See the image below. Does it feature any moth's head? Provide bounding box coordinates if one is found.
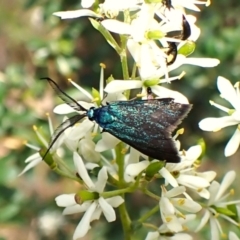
[87,107,96,121]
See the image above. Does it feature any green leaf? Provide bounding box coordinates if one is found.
[0,204,20,222]
[89,18,121,54]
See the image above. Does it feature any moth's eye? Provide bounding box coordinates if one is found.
[88,107,95,121]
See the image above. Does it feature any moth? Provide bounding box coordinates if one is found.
[42,78,192,163]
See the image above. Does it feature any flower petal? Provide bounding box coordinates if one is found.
[215,171,236,202]
[127,40,158,79]
[151,86,189,104]
[145,231,159,240]
[171,198,202,213]
[229,231,240,240]
[98,197,116,222]
[73,201,97,239]
[165,186,186,198]
[210,217,220,240]
[101,19,131,34]
[198,188,210,199]
[159,167,179,187]
[217,76,240,111]
[63,202,92,215]
[197,171,216,182]
[184,145,202,161]
[53,103,76,114]
[73,152,95,189]
[199,116,238,131]
[53,9,101,19]
[78,138,101,163]
[195,210,210,232]
[106,196,124,208]
[95,132,120,152]
[160,196,175,215]
[90,207,102,221]
[125,160,150,178]
[208,181,220,205]
[94,167,108,193]
[68,119,94,140]
[18,154,42,176]
[55,194,76,207]
[182,57,220,67]
[224,128,240,157]
[104,80,142,93]
[177,175,210,189]
[81,0,95,8]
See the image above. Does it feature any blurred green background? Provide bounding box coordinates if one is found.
[1,0,240,239]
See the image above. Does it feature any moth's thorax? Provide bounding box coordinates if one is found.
[87,106,116,126]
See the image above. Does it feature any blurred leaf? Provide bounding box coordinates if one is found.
[0,204,20,222]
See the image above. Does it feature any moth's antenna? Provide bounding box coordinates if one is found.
[41,114,87,160]
[41,77,88,112]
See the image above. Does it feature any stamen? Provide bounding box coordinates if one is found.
[173,128,184,140]
[160,71,185,84]
[33,125,48,147]
[68,78,93,100]
[46,113,54,135]
[99,63,105,99]
[209,100,230,113]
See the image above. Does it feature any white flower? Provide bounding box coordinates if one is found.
[19,114,64,175]
[169,0,211,12]
[195,171,240,240]
[53,0,141,19]
[146,232,192,240]
[53,66,125,156]
[38,211,65,236]
[101,4,189,79]
[55,152,124,239]
[199,76,240,157]
[160,186,201,232]
[146,214,195,240]
[53,9,102,19]
[81,0,95,8]
[105,77,189,104]
[159,145,216,199]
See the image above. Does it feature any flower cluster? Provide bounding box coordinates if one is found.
[199,76,240,157]
[21,0,240,240]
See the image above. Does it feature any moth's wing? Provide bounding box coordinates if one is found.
[108,98,192,135]
[100,99,192,163]
[144,98,192,136]
[103,122,181,162]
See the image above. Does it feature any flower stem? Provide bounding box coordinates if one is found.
[115,142,126,186]
[141,189,160,201]
[118,196,132,240]
[102,185,135,198]
[51,166,82,183]
[120,34,130,99]
[138,204,160,223]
